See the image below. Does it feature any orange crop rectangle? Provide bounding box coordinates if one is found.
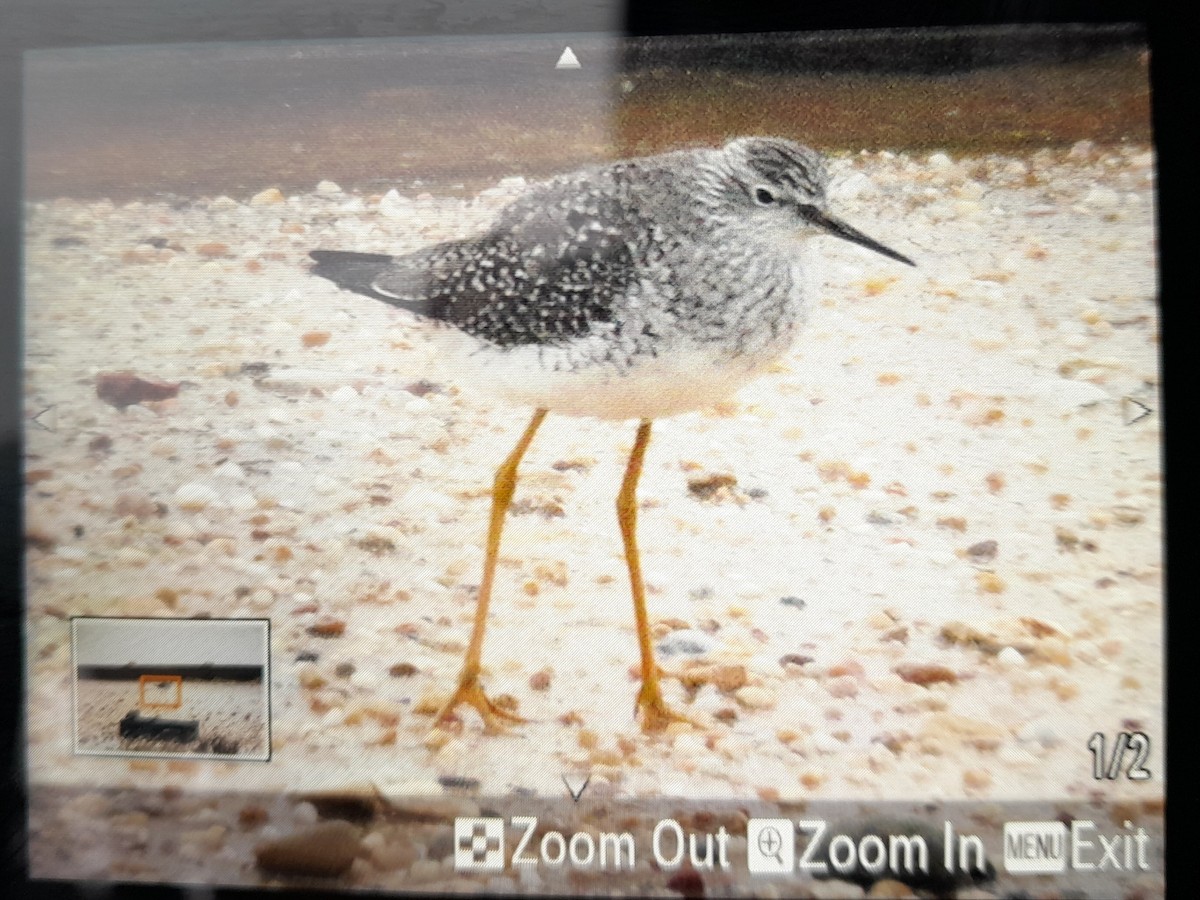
[138,674,183,709]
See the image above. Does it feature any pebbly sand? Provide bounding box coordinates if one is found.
[24,145,1163,895]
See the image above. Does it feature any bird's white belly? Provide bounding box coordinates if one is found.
[482,339,785,420]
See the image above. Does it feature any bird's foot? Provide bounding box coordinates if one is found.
[635,679,701,733]
[431,675,526,735]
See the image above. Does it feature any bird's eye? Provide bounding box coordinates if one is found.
[754,187,776,206]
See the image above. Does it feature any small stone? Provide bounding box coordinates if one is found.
[196,241,232,258]
[826,675,859,698]
[250,187,285,206]
[308,618,347,638]
[96,371,180,409]
[1082,185,1120,208]
[963,768,992,790]
[806,733,840,754]
[734,686,775,710]
[1068,139,1096,160]
[866,879,917,898]
[965,540,998,562]
[378,189,413,219]
[316,180,342,195]
[657,630,717,658]
[175,482,219,510]
[894,662,957,686]
[254,821,360,877]
[302,331,331,348]
[779,653,813,668]
[996,647,1026,668]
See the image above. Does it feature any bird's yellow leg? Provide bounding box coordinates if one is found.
[432,408,547,733]
[618,419,698,732]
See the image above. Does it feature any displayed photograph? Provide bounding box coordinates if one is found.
[71,617,271,759]
[23,23,1162,897]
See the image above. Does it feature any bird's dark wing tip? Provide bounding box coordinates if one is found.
[309,249,395,266]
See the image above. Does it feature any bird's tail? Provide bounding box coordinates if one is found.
[309,250,399,302]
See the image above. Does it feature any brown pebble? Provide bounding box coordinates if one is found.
[895,663,958,686]
[302,331,331,348]
[155,588,179,609]
[238,805,269,829]
[388,662,418,678]
[196,241,231,258]
[867,878,918,898]
[96,371,180,409]
[680,663,747,694]
[977,571,1006,593]
[334,662,355,678]
[120,247,158,265]
[88,434,114,452]
[828,659,864,678]
[26,530,55,552]
[529,669,552,691]
[937,516,968,532]
[308,618,346,638]
[356,536,395,555]
[666,866,705,898]
[25,469,54,485]
[254,821,360,877]
[225,391,239,407]
[686,472,738,500]
[296,788,381,823]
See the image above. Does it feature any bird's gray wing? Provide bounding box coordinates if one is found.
[312,173,656,348]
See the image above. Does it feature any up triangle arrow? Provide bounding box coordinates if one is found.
[555,47,581,70]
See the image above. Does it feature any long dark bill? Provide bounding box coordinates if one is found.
[803,207,915,267]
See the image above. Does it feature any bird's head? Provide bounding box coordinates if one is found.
[720,136,914,267]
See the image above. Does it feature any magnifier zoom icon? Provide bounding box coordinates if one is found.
[757,826,784,863]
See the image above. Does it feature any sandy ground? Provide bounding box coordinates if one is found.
[74,679,268,757]
[23,144,1163,895]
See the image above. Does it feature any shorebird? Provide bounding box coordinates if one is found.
[310,136,913,733]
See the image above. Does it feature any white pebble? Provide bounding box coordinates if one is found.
[214,461,244,480]
[311,476,341,496]
[250,187,285,206]
[330,385,359,403]
[1082,185,1120,208]
[175,482,219,508]
[316,180,342,195]
[810,732,842,754]
[927,151,955,170]
[379,189,413,219]
[997,646,1027,668]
